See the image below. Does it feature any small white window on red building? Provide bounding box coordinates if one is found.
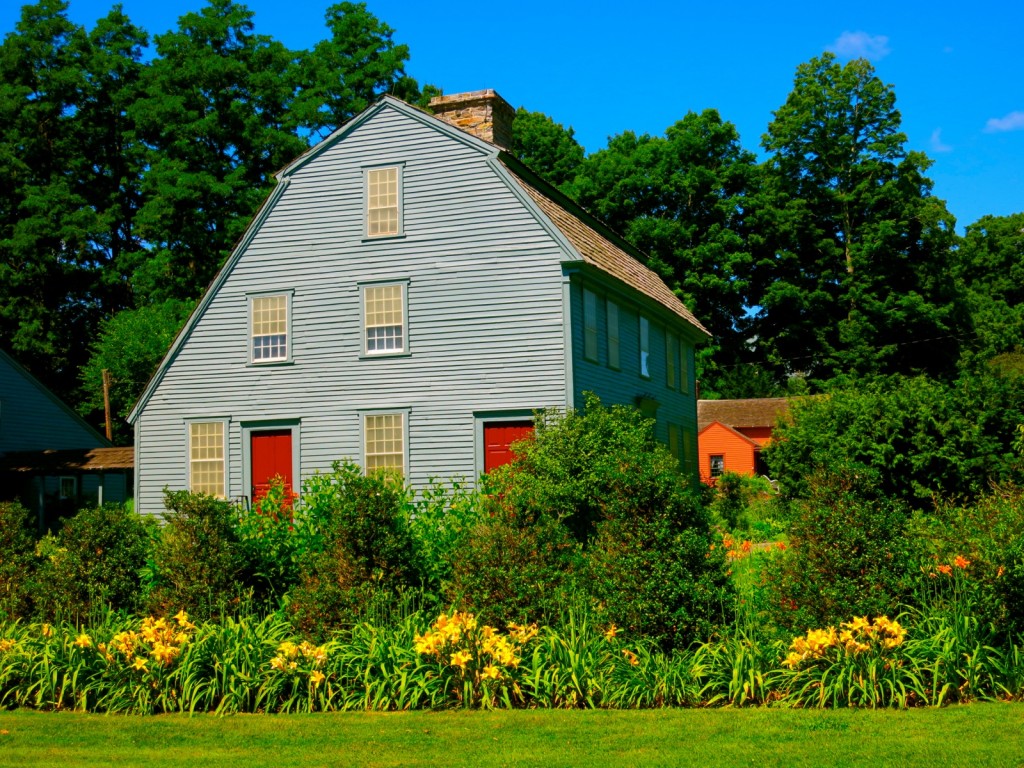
[710,454,725,478]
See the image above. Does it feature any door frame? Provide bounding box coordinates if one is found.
[473,409,536,478]
[241,419,301,507]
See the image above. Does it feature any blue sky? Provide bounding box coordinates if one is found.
[4,0,1022,230]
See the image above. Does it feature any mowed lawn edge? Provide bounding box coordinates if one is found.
[1,705,1023,768]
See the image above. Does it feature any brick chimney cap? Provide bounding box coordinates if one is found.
[429,89,514,112]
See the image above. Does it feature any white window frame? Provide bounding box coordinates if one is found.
[248,290,293,365]
[583,288,599,363]
[607,300,620,370]
[364,164,404,239]
[639,315,651,379]
[360,280,409,357]
[360,409,409,478]
[187,419,229,498]
[666,331,678,390]
[710,453,725,479]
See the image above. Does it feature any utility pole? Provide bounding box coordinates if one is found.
[102,369,113,441]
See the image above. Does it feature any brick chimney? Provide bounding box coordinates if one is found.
[428,89,515,150]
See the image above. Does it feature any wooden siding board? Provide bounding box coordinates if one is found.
[135,103,569,514]
[0,352,106,454]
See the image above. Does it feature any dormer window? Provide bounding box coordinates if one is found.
[366,166,401,237]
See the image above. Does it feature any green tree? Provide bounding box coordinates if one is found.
[954,212,1024,364]
[509,107,585,191]
[290,1,433,142]
[753,54,965,384]
[129,0,306,304]
[78,299,195,443]
[568,111,761,393]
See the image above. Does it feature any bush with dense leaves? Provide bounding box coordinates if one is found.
[147,490,250,620]
[765,371,1024,509]
[451,394,733,647]
[764,468,920,630]
[287,462,423,637]
[0,502,36,619]
[32,504,153,621]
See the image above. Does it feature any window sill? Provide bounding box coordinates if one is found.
[362,233,406,244]
[358,351,412,361]
[246,360,295,368]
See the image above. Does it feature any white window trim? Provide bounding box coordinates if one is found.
[359,408,410,478]
[639,315,651,379]
[185,418,230,498]
[582,287,599,363]
[359,279,411,358]
[247,289,293,365]
[363,163,405,240]
[607,299,620,370]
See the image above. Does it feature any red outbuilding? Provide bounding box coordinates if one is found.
[697,398,791,483]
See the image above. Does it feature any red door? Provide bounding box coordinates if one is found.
[251,429,293,503]
[484,422,534,473]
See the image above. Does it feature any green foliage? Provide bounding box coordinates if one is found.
[147,490,249,620]
[0,502,37,620]
[765,469,919,630]
[753,53,965,383]
[459,395,732,647]
[287,462,422,637]
[31,504,153,622]
[707,472,777,532]
[766,372,1024,509]
[568,111,759,390]
[404,478,485,591]
[78,300,194,441]
[509,108,585,191]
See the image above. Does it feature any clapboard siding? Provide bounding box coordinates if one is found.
[0,352,106,454]
[134,102,569,514]
[569,275,700,483]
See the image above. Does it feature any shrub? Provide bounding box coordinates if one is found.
[461,394,732,647]
[405,478,485,592]
[0,502,36,620]
[32,504,153,621]
[147,490,250,620]
[766,371,1024,509]
[765,468,920,631]
[445,500,581,627]
[287,462,423,637]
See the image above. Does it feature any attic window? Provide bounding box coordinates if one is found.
[366,166,401,237]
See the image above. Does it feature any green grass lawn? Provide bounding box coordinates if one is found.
[1,706,1023,767]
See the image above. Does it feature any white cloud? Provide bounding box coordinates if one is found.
[984,111,1024,133]
[930,129,952,153]
[828,31,891,61]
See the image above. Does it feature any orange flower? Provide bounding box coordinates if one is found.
[953,555,970,570]
[775,541,787,551]
[937,564,953,576]
[741,540,753,553]
[997,566,1005,578]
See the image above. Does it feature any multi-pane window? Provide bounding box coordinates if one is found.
[710,454,725,479]
[364,413,404,476]
[59,476,77,500]
[190,421,225,497]
[583,288,599,362]
[607,300,620,369]
[639,316,650,378]
[667,331,678,389]
[363,284,405,354]
[367,167,399,237]
[251,295,288,362]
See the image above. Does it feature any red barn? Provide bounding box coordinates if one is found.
[697,398,791,483]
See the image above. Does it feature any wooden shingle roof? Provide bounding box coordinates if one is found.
[505,171,708,335]
[0,446,134,473]
[697,398,791,432]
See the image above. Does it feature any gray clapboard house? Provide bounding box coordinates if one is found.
[128,90,709,515]
[0,348,131,524]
